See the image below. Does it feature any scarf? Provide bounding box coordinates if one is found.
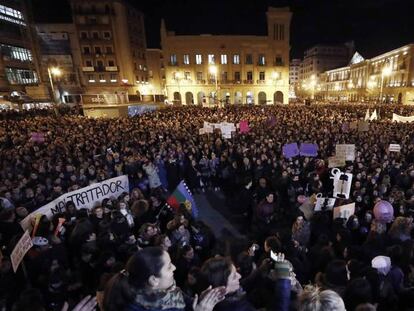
[134,283,186,310]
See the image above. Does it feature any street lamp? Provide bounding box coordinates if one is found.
[309,74,317,100]
[47,66,62,115]
[209,65,218,106]
[379,65,392,104]
[174,72,182,104]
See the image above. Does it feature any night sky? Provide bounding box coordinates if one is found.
[32,0,412,59]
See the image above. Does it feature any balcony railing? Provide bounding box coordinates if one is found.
[105,66,118,71]
[243,80,254,84]
[257,80,266,84]
[168,62,179,66]
[82,66,95,72]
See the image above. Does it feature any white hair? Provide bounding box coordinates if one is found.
[299,286,346,311]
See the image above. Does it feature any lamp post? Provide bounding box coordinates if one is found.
[209,65,218,106]
[47,66,62,115]
[174,72,182,105]
[379,66,392,104]
[309,74,316,100]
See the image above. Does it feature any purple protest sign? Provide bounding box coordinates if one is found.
[239,120,250,133]
[282,143,299,158]
[299,143,318,157]
[30,132,45,143]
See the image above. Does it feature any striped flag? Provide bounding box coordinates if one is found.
[167,180,199,218]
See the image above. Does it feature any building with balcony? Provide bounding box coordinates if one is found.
[315,44,414,104]
[159,7,292,105]
[145,48,165,102]
[0,0,43,104]
[70,0,148,106]
[35,23,83,103]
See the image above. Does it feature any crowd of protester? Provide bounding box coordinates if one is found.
[1,104,414,311]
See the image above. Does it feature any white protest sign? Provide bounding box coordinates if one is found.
[21,175,129,230]
[333,203,355,220]
[369,109,378,121]
[392,113,414,123]
[199,128,205,135]
[314,193,336,211]
[331,168,353,199]
[364,109,370,121]
[389,144,401,152]
[11,231,33,272]
[336,144,355,162]
[328,156,346,168]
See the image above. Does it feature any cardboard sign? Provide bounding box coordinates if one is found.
[336,144,355,162]
[358,121,369,132]
[350,121,358,130]
[282,143,300,158]
[21,175,129,230]
[11,231,33,272]
[199,128,205,135]
[328,156,346,168]
[331,168,353,199]
[389,144,401,152]
[299,143,318,157]
[333,203,355,220]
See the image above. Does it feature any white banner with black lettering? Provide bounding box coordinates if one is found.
[21,175,129,230]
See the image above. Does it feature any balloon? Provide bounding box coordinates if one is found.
[297,195,307,204]
[373,200,394,223]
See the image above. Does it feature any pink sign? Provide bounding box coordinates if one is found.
[30,132,45,143]
[239,120,250,133]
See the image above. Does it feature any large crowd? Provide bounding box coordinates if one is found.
[1,104,414,311]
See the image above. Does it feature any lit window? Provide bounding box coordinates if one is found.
[233,54,240,64]
[170,54,177,65]
[208,54,215,65]
[5,68,38,85]
[258,54,266,65]
[196,54,202,65]
[183,54,190,65]
[0,44,32,62]
[221,54,227,65]
[0,4,26,25]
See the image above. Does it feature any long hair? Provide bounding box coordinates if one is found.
[103,247,165,311]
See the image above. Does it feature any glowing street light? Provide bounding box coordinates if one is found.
[379,65,392,103]
[47,66,62,115]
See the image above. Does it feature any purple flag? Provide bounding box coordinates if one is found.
[282,143,299,158]
[30,132,45,143]
[299,143,318,157]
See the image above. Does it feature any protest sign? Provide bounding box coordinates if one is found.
[369,109,378,121]
[328,156,346,168]
[314,193,336,212]
[331,168,353,199]
[364,109,370,121]
[336,144,355,162]
[392,113,414,123]
[239,120,250,133]
[333,203,355,220]
[299,143,318,157]
[282,143,299,158]
[350,121,358,130]
[21,175,129,230]
[199,128,205,135]
[11,231,33,272]
[30,132,45,143]
[358,121,369,132]
[389,144,401,152]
